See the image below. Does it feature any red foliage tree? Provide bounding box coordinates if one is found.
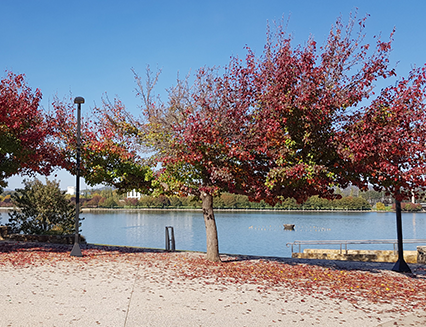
[128,67,264,261]
[341,66,426,272]
[230,15,395,204]
[0,72,59,191]
[95,15,397,262]
[341,66,426,200]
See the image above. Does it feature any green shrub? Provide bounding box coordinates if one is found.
[7,179,78,235]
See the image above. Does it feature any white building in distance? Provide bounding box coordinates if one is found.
[66,186,76,195]
[127,189,141,199]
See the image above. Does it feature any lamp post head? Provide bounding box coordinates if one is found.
[74,96,85,104]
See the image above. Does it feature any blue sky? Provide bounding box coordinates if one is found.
[3,0,426,190]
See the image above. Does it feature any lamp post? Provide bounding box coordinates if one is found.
[70,96,84,257]
[392,200,412,273]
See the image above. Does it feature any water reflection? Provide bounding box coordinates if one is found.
[413,213,417,239]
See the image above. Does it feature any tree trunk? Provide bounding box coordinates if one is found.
[200,192,221,262]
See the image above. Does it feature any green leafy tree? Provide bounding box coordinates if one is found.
[7,179,78,235]
[168,196,182,207]
[98,197,118,208]
[303,196,330,210]
[334,196,371,210]
[152,195,170,208]
[235,194,250,208]
[138,195,154,208]
[221,193,237,208]
[276,197,299,210]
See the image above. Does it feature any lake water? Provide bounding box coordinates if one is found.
[80,210,426,258]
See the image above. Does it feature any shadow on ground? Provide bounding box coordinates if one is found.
[1,240,425,278]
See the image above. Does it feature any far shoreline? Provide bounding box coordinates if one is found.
[1,207,425,214]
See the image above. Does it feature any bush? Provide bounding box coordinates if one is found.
[391,202,423,212]
[402,202,422,212]
[7,179,79,235]
[375,202,386,211]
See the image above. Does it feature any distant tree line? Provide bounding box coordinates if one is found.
[79,190,374,210]
[2,187,424,212]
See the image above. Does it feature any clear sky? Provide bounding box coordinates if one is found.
[3,0,426,190]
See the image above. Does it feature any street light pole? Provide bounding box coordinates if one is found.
[70,96,85,257]
[392,200,412,273]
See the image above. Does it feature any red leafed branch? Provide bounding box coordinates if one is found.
[340,66,426,201]
[225,14,395,203]
[0,72,60,190]
[49,96,153,192]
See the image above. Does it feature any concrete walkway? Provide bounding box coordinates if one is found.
[1,244,426,326]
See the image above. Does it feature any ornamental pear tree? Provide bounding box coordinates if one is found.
[98,15,397,262]
[231,15,395,204]
[129,67,266,261]
[50,96,153,193]
[342,66,426,200]
[0,72,60,191]
[341,66,426,272]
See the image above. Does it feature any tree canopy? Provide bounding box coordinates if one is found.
[50,97,154,193]
[231,15,395,203]
[341,65,426,201]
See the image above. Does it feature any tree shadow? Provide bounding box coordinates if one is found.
[220,253,426,278]
[0,240,165,255]
[1,241,424,279]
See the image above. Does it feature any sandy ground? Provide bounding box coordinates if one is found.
[1,242,426,326]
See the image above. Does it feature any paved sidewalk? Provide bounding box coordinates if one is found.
[1,243,425,326]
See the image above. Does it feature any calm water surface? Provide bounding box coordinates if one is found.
[80,210,426,258]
